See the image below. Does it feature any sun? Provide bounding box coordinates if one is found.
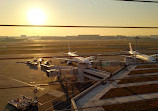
[27,8,46,25]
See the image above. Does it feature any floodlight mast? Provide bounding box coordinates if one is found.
[135,36,139,63]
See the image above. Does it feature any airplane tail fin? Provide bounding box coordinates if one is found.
[129,42,133,51]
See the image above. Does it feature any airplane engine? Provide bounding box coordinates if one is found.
[67,61,72,65]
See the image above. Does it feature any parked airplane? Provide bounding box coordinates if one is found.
[56,43,94,66]
[129,43,157,62]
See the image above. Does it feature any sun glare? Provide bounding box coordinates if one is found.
[27,8,46,25]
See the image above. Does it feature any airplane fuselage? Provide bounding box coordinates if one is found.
[129,51,156,62]
[68,52,91,64]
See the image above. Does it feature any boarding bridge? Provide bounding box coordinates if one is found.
[83,68,111,81]
[46,66,76,77]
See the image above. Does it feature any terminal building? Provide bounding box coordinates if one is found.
[71,63,158,111]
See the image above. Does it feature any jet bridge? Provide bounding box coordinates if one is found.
[83,68,111,81]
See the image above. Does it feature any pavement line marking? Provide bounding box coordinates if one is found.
[38,102,43,106]
[0,74,45,90]
[0,74,33,87]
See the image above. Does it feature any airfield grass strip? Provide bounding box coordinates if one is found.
[103,99,158,111]
[101,84,158,99]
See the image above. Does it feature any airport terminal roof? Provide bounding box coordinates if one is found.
[71,63,158,111]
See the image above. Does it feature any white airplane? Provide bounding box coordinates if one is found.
[56,43,94,66]
[129,43,157,62]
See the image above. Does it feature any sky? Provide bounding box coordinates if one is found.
[0,0,158,36]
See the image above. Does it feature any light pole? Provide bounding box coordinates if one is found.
[135,36,139,63]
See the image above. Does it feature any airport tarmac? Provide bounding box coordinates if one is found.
[0,39,158,110]
[0,59,58,111]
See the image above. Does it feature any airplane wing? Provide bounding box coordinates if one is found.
[120,55,137,60]
[55,58,70,61]
[55,58,77,62]
[58,52,68,55]
[85,56,95,61]
[150,54,158,57]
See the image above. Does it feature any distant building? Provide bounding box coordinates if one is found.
[115,35,127,39]
[101,36,115,39]
[40,36,65,40]
[21,35,26,38]
[78,35,100,39]
[66,36,76,39]
[66,35,101,40]
[150,35,158,39]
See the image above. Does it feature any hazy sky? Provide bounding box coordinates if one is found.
[0,0,158,36]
